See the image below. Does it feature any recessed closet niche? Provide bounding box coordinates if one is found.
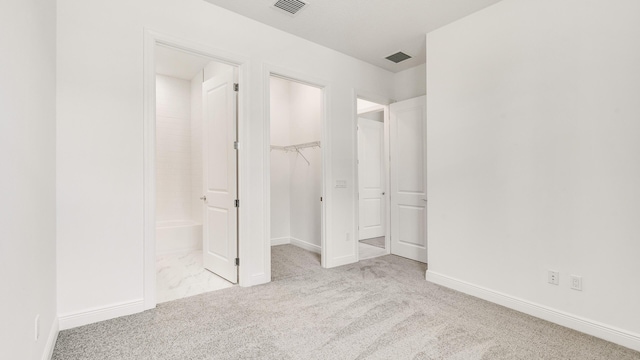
[270,76,323,257]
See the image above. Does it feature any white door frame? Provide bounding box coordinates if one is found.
[263,65,331,272]
[353,91,391,261]
[142,29,250,310]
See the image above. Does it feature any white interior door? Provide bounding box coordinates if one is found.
[202,69,238,283]
[390,96,427,263]
[358,117,385,240]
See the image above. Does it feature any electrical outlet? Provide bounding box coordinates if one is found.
[35,314,40,341]
[570,275,582,291]
[548,270,559,285]
[346,233,351,242]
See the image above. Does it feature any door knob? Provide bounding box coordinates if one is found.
[200,196,207,201]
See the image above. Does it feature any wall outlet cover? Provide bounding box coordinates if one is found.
[570,275,583,291]
[548,270,559,285]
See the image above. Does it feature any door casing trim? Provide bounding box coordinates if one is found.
[143,29,250,310]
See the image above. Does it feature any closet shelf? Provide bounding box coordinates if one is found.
[270,141,321,152]
[270,141,321,166]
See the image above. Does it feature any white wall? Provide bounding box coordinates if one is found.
[289,82,323,248]
[393,64,426,102]
[56,0,393,326]
[190,71,204,224]
[426,0,640,350]
[156,75,193,223]
[270,77,292,242]
[359,111,384,123]
[0,0,58,358]
[203,61,233,82]
[356,99,381,112]
[270,79,323,250]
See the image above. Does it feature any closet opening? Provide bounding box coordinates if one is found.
[356,98,391,260]
[268,75,325,280]
[153,44,239,303]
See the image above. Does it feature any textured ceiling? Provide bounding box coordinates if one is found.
[203,0,503,73]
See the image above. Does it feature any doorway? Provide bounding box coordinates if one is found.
[356,98,390,260]
[268,74,326,280]
[153,44,238,303]
[356,95,428,264]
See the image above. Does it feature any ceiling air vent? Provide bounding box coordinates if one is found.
[273,0,307,16]
[385,52,412,64]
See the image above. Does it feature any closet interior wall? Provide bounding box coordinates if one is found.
[270,77,323,252]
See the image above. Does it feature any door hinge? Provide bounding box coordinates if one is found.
[233,141,239,150]
[234,83,239,92]
[235,258,239,266]
[234,199,239,208]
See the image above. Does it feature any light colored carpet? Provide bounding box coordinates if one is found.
[52,245,640,359]
[360,236,385,249]
[271,244,321,281]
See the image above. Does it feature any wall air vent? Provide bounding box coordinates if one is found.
[273,0,307,16]
[385,52,412,64]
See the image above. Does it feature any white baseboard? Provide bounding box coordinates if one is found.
[58,299,145,330]
[42,317,59,360]
[426,270,640,352]
[247,272,270,287]
[290,237,321,254]
[271,237,291,246]
[327,253,358,268]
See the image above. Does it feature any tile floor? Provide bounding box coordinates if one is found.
[156,250,234,303]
